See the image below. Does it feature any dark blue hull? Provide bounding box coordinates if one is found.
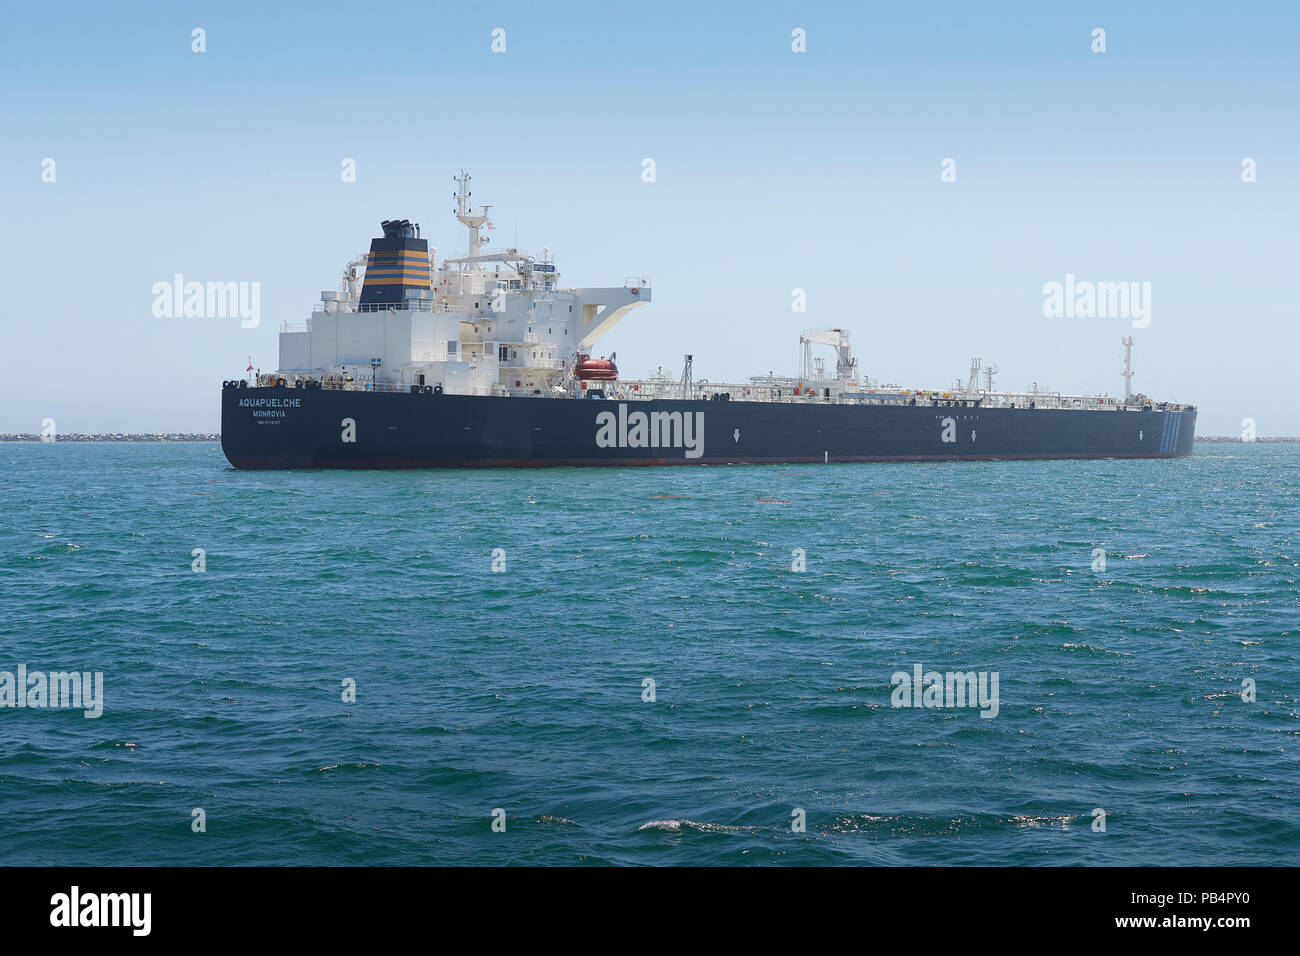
[220,386,1197,469]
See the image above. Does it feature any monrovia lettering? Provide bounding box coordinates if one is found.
[595,404,704,459]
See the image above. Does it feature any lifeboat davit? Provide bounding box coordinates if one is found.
[574,354,618,381]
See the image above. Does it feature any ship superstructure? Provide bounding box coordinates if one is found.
[274,172,649,398]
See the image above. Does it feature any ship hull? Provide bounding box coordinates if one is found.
[221,387,1197,469]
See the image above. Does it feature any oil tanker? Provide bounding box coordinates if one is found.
[221,173,1196,469]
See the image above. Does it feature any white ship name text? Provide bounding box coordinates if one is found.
[237,397,301,408]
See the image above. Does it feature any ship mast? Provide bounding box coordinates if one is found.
[1121,336,1134,401]
[453,171,492,260]
[966,357,981,399]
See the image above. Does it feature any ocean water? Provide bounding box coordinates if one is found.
[0,442,1296,866]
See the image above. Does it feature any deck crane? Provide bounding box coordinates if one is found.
[800,328,859,385]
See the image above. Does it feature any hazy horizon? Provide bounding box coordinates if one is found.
[3,1,1296,435]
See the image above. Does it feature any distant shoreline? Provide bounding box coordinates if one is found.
[0,434,220,442]
[1,434,1297,443]
[1197,436,1299,443]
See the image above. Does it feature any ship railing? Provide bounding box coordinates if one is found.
[294,375,1194,411]
[605,381,1191,412]
[972,392,1144,411]
[318,300,460,315]
[355,300,437,313]
[624,277,651,288]
[280,321,310,333]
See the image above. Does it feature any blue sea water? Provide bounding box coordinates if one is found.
[0,442,1296,866]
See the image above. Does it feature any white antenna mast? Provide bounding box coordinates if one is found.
[1121,336,1134,402]
[967,357,981,398]
[453,171,492,260]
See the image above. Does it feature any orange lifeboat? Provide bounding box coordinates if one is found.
[574,354,618,381]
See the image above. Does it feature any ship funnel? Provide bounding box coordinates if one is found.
[380,219,418,239]
[361,219,430,308]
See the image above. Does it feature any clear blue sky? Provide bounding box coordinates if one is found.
[2,1,1296,434]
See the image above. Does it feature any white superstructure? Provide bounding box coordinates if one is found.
[275,172,649,396]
